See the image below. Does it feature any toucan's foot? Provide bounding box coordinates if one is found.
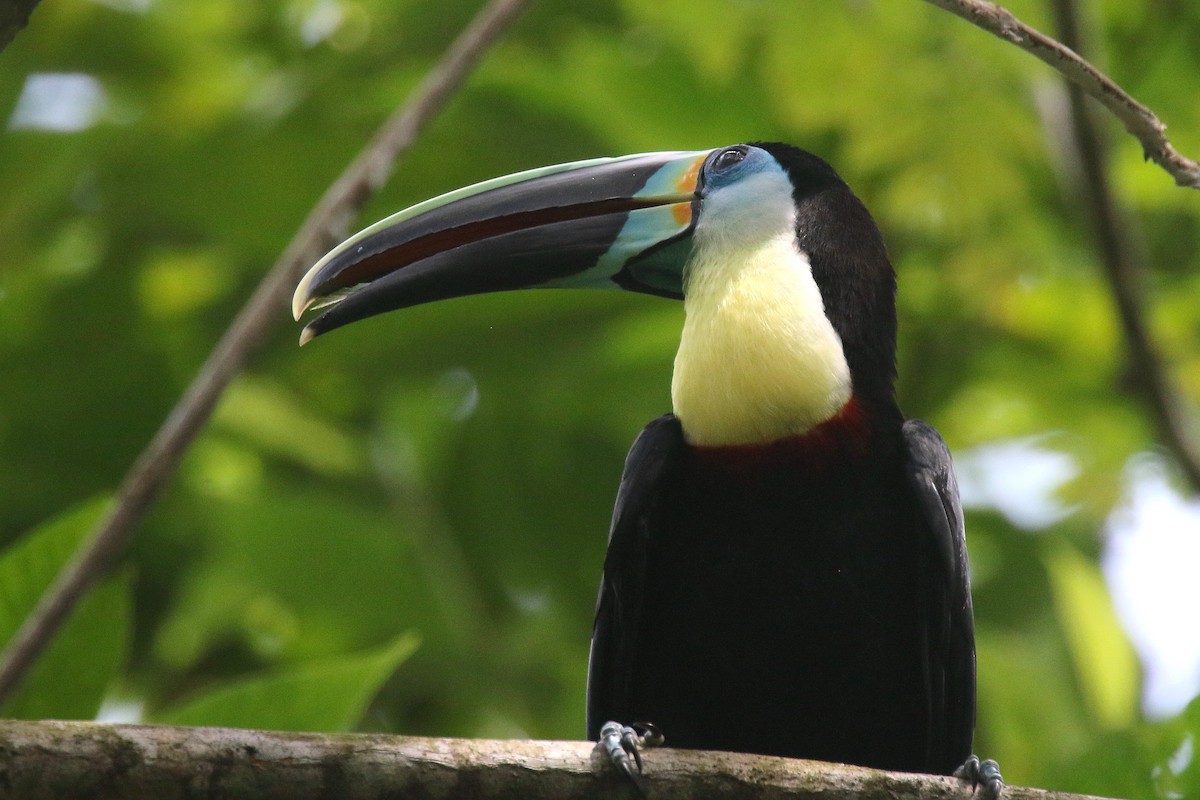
[598,721,663,792]
[954,754,1003,800]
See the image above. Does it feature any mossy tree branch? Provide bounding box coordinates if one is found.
[0,721,1117,800]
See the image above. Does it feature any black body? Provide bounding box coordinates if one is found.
[586,415,974,774]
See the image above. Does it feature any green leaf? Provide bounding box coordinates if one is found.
[212,378,366,477]
[1152,696,1200,800]
[159,631,420,732]
[1045,542,1140,729]
[0,497,131,720]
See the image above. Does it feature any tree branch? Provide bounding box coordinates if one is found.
[1060,6,1200,489]
[1041,0,1200,491]
[927,0,1200,487]
[923,0,1200,189]
[0,0,530,708]
[0,720,1116,800]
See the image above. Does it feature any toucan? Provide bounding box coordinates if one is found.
[293,142,1001,797]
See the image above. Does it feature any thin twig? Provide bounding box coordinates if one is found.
[1044,0,1200,491]
[0,0,530,708]
[923,0,1200,189]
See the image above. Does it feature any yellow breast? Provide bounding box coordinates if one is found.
[670,233,852,447]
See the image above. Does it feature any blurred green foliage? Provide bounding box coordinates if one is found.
[1,0,1199,797]
[0,497,128,720]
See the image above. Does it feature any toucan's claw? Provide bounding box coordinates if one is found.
[954,754,1003,800]
[598,721,663,793]
[637,722,665,748]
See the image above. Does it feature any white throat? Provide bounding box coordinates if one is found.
[670,174,852,447]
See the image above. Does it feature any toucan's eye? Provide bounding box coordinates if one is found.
[711,147,747,173]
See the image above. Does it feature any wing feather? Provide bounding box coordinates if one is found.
[902,419,976,772]
[586,415,685,739]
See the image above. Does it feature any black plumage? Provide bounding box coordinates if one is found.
[587,414,974,774]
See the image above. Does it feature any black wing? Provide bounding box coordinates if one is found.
[902,419,976,773]
[585,414,685,740]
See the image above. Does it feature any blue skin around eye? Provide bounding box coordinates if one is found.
[700,146,781,194]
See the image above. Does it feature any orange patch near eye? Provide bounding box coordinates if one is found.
[669,154,706,226]
[671,201,693,226]
[675,154,705,193]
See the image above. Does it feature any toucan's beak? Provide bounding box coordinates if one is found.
[292,150,712,343]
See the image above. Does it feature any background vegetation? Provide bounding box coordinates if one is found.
[2,1,1198,798]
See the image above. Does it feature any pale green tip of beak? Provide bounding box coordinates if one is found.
[292,278,314,321]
